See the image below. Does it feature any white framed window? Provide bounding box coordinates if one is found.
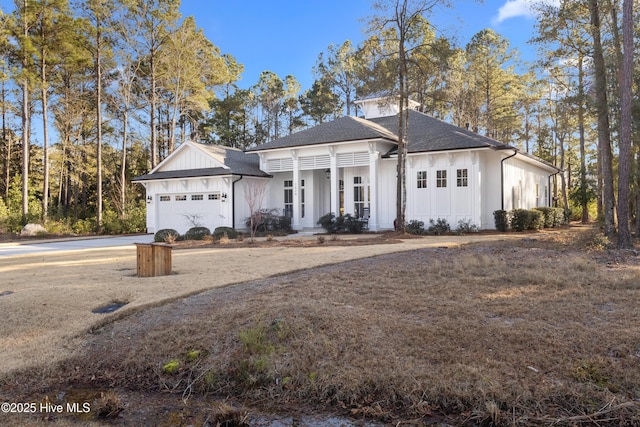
[159,195,170,202]
[436,170,447,188]
[456,169,468,187]
[417,171,427,188]
[175,195,187,201]
[191,194,203,201]
[284,180,293,218]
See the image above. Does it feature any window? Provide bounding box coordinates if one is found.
[191,194,203,201]
[536,183,540,198]
[208,193,220,200]
[354,176,367,218]
[175,195,187,201]
[159,196,170,202]
[284,180,293,218]
[436,170,447,188]
[417,171,427,188]
[456,169,468,187]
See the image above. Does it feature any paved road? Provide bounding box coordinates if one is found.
[0,234,154,257]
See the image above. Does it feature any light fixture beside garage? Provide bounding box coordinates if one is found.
[146,195,153,203]
[221,193,228,202]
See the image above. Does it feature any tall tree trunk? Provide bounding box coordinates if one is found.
[589,0,616,239]
[21,0,31,225]
[120,111,128,217]
[41,57,49,223]
[95,23,103,232]
[616,0,633,248]
[577,56,589,223]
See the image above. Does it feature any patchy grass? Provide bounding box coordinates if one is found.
[2,227,639,425]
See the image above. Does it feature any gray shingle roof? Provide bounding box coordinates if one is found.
[249,109,514,154]
[133,145,269,182]
[369,110,514,153]
[247,115,398,151]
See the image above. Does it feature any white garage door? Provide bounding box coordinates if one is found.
[156,192,222,234]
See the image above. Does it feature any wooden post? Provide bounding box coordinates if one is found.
[136,243,172,277]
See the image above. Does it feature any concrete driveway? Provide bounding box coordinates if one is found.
[0,234,154,257]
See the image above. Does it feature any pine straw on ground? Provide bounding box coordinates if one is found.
[3,229,640,426]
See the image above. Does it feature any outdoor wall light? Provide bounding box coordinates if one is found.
[146,195,152,203]
[221,193,228,201]
[325,169,331,179]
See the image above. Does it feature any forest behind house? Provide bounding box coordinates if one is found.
[0,0,637,247]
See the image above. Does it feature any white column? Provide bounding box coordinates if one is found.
[291,149,301,230]
[329,147,338,216]
[368,142,379,231]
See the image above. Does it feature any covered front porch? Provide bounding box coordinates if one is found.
[269,163,379,231]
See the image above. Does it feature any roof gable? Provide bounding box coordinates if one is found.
[154,141,228,173]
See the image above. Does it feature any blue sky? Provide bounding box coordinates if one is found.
[180,0,548,91]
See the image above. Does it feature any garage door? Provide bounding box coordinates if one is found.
[156,192,222,234]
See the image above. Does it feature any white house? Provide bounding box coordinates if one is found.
[134,96,560,234]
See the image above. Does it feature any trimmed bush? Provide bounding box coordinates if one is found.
[154,229,180,243]
[184,226,211,240]
[534,207,554,228]
[406,220,426,235]
[493,210,509,232]
[317,213,364,234]
[510,209,530,232]
[213,226,238,239]
[528,210,543,230]
[428,218,450,235]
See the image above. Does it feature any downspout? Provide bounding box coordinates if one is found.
[548,171,560,207]
[500,149,518,211]
[231,175,243,229]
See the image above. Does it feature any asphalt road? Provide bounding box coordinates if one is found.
[0,234,154,257]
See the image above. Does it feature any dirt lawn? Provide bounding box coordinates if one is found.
[0,233,518,376]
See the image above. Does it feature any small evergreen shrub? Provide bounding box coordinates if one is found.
[428,218,450,235]
[494,210,509,232]
[213,226,238,239]
[456,219,479,234]
[528,209,543,230]
[510,209,530,232]
[406,219,426,235]
[184,226,211,240]
[245,209,292,233]
[154,229,180,243]
[534,207,554,228]
[317,213,363,234]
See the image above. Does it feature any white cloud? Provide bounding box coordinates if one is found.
[493,0,561,24]
[494,0,535,23]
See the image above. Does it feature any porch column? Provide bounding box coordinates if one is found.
[291,149,301,230]
[329,147,339,216]
[368,143,379,231]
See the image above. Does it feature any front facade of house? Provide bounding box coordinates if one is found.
[135,97,559,234]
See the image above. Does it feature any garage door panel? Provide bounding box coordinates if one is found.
[157,193,221,234]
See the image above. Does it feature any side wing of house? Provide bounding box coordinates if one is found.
[501,153,557,213]
[404,150,482,229]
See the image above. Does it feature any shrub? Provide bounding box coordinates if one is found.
[406,220,426,235]
[456,219,479,234]
[154,229,180,243]
[317,212,364,234]
[214,226,238,239]
[245,209,292,234]
[428,218,450,235]
[528,209,543,230]
[184,226,211,240]
[493,210,509,232]
[534,207,554,228]
[510,209,530,232]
